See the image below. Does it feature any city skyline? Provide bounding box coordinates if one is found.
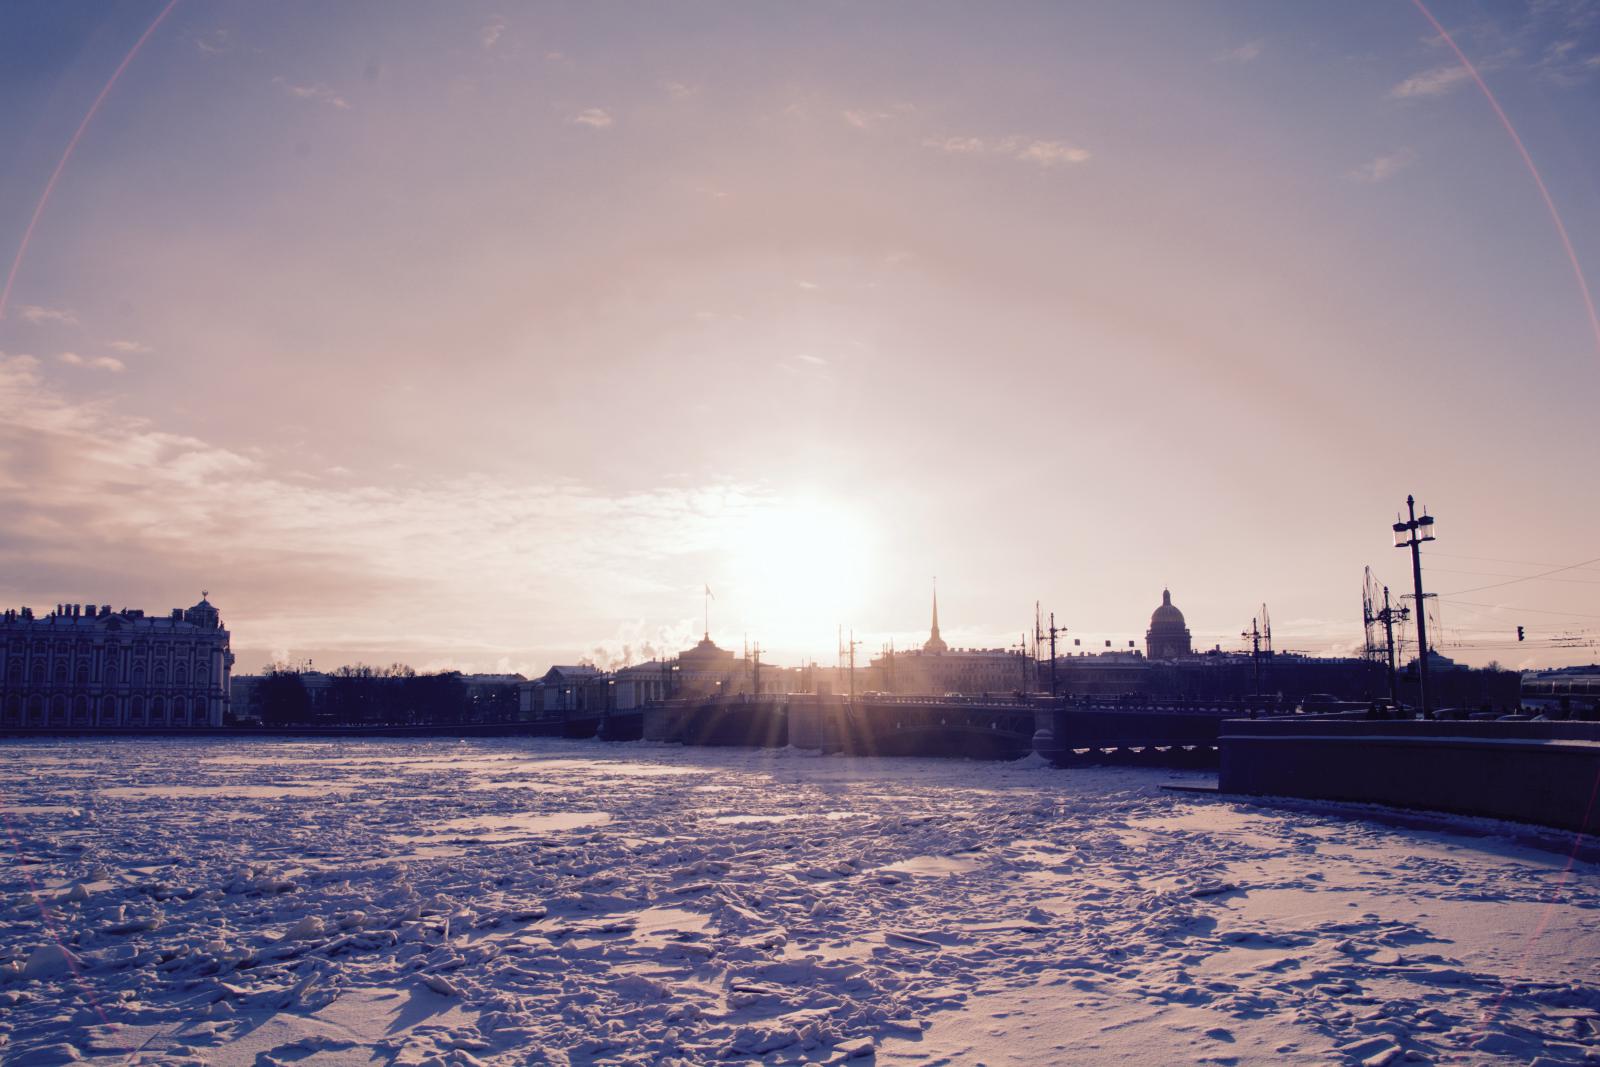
[2,2,1599,674]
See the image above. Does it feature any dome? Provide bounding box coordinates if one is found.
[1150,588,1185,628]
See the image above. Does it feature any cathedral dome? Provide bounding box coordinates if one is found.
[1145,588,1192,660]
[1150,588,1185,628]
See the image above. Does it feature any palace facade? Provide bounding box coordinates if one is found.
[0,596,234,728]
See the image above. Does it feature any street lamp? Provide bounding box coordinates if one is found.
[1393,494,1437,718]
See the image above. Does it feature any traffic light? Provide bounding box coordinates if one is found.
[1517,626,1525,641]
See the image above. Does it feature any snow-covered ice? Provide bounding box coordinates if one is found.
[1,737,1597,1065]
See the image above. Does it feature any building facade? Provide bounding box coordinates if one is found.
[0,596,234,728]
[1145,589,1193,660]
[868,588,1032,696]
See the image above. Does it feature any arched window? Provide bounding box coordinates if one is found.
[197,666,209,686]
[151,696,166,725]
[100,695,117,725]
[154,665,167,685]
[53,662,67,685]
[172,696,187,724]
[175,665,187,686]
[75,665,89,686]
[31,659,44,682]
[106,662,118,684]
[72,695,89,722]
[27,694,45,724]
[49,694,67,724]
[129,695,145,724]
[133,666,146,687]
[3,693,20,723]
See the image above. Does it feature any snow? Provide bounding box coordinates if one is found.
[0,737,1597,1065]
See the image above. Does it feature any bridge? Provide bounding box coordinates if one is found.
[633,694,1299,764]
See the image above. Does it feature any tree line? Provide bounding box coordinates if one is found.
[250,664,520,726]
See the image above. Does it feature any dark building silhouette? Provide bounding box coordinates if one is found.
[1,595,233,728]
[1145,589,1192,660]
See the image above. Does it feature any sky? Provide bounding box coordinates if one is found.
[1,0,1598,675]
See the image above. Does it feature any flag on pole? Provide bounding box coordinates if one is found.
[705,584,715,600]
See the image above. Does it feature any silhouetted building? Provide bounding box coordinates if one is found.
[869,590,1031,695]
[1145,589,1193,660]
[1,596,234,728]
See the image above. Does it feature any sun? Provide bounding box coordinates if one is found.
[722,496,877,654]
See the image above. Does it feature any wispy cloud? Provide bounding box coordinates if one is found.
[194,28,231,56]
[570,107,613,129]
[1539,35,1600,84]
[481,17,506,50]
[1217,40,1265,64]
[273,77,351,110]
[57,352,125,372]
[1390,63,1473,98]
[0,354,769,667]
[1350,148,1418,183]
[17,304,78,326]
[663,81,697,100]
[922,135,1090,167]
[108,339,153,354]
[843,108,893,129]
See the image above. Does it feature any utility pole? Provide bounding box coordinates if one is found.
[1392,495,1438,718]
[751,643,761,698]
[1011,633,1031,692]
[1242,617,1263,697]
[1376,586,1408,704]
[839,629,860,703]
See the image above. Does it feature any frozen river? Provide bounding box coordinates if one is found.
[1,738,1597,1065]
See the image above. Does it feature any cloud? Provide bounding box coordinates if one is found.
[56,351,126,372]
[1012,140,1093,166]
[1391,63,1473,98]
[17,305,78,326]
[1350,148,1418,183]
[843,108,892,129]
[1217,40,1265,63]
[195,28,231,55]
[570,107,613,129]
[481,17,506,49]
[922,135,1090,167]
[0,355,773,669]
[922,136,986,155]
[663,81,697,100]
[273,77,351,110]
[1538,36,1600,84]
[108,339,152,354]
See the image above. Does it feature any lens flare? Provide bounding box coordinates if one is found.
[0,0,181,321]
[1410,0,1600,359]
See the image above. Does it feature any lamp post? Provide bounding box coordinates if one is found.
[1393,495,1437,718]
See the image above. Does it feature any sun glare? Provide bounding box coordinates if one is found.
[723,497,876,653]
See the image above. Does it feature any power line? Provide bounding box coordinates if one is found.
[1439,597,1600,621]
[1428,566,1600,586]
[1431,551,1600,573]
[1439,555,1600,596]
